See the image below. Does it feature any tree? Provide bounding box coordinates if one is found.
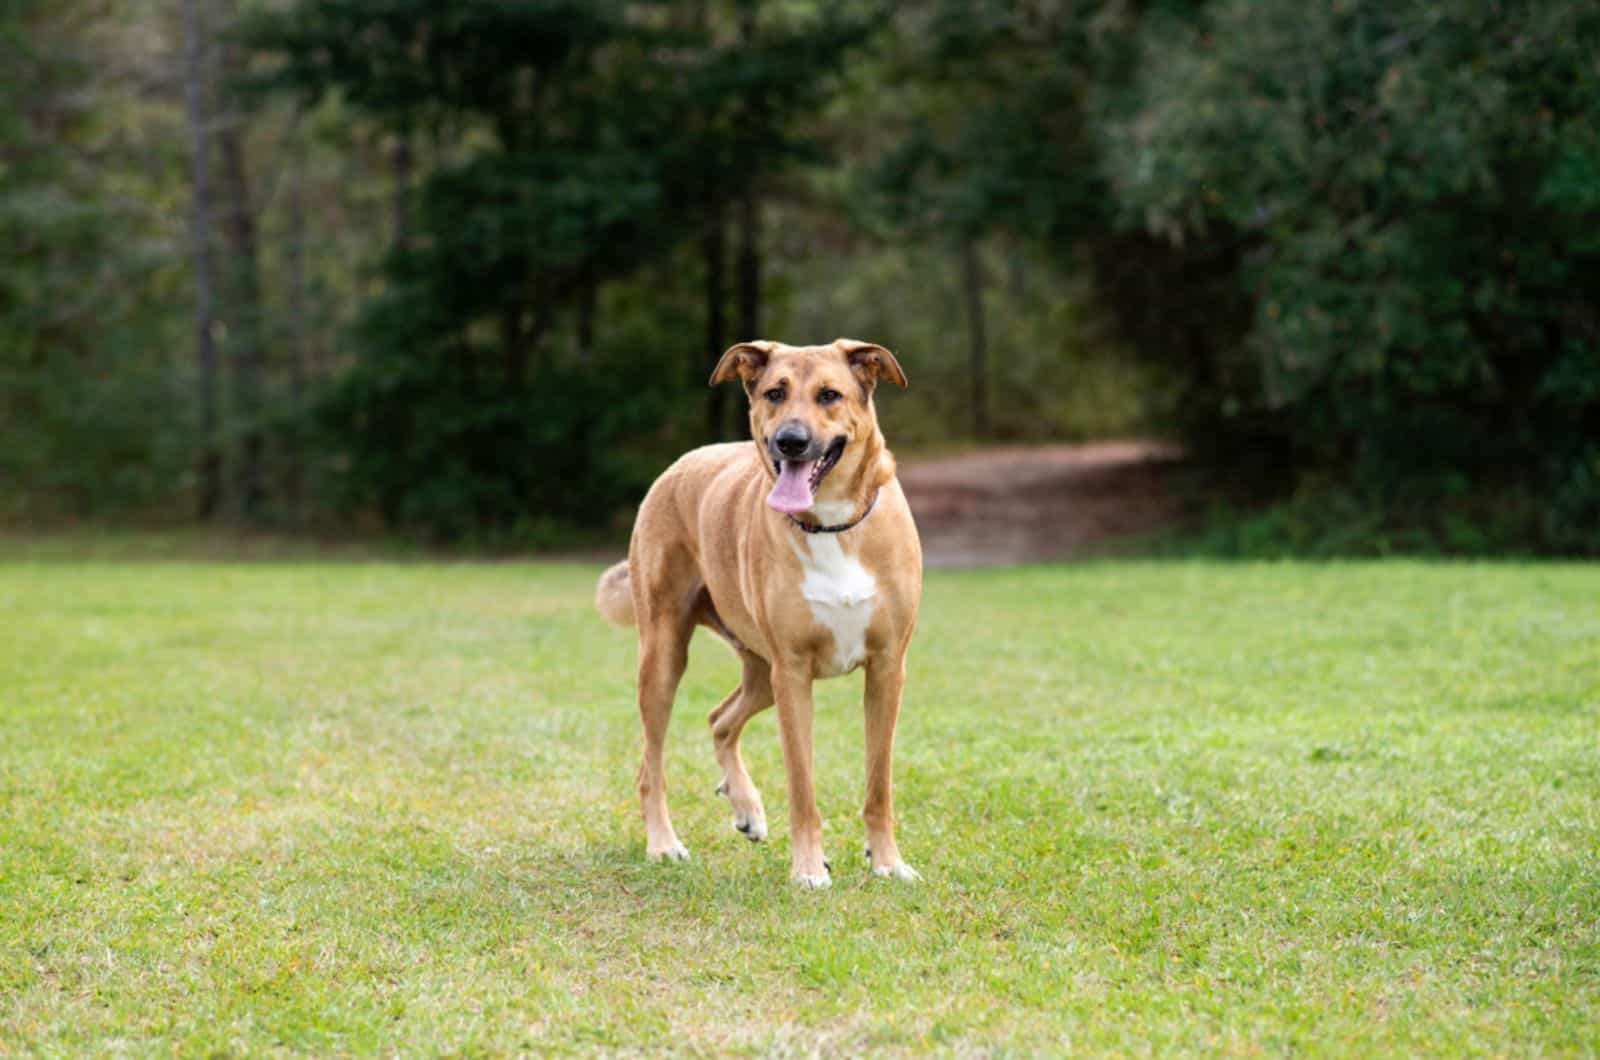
[0,0,193,518]
[214,1,268,518]
[181,0,223,517]
[855,0,1129,438]
[245,0,872,536]
[1106,0,1600,547]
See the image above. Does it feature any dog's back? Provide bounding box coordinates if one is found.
[594,442,757,628]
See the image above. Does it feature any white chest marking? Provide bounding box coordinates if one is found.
[810,500,856,525]
[792,533,877,676]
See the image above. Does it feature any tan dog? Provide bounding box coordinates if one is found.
[595,338,921,888]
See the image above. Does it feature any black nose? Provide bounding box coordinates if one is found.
[773,423,811,458]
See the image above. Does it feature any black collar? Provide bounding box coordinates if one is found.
[787,490,880,534]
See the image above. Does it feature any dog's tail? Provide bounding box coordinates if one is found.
[595,560,636,627]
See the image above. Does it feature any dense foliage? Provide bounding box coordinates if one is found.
[4,0,1597,550]
[245,0,872,539]
[1,3,192,518]
[1105,0,1600,550]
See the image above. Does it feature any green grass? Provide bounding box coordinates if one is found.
[2,555,1597,1055]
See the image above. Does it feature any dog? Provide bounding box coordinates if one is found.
[595,338,922,888]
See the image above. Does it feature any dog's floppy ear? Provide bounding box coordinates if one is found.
[837,338,908,390]
[709,341,774,386]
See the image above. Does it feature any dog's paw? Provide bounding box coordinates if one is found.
[733,810,768,842]
[793,871,832,890]
[872,862,921,883]
[646,839,690,863]
[716,775,768,842]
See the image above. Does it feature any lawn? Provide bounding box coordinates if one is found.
[2,553,1597,1054]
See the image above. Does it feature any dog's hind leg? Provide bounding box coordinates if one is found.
[709,652,774,842]
[632,555,699,862]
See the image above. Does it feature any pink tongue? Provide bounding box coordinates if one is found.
[767,460,816,514]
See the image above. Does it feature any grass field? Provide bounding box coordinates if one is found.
[2,553,1598,1054]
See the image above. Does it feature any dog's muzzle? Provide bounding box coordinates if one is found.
[770,421,815,462]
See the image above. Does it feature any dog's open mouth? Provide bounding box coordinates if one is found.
[767,436,846,515]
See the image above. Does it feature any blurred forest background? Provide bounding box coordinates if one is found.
[4,0,1597,553]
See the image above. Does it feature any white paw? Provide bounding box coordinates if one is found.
[647,840,690,862]
[872,862,921,882]
[793,871,832,890]
[733,811,768,842]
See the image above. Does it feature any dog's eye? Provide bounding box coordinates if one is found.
[763,387,786,403]
[817,388,842,406]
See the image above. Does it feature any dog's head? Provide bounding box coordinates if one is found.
[709,338,908,516]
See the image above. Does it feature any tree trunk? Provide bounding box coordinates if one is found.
[703,200,728,442]
[1009,248,1027,299]
[216,27,266,518]
[502,306,527,388]
[391,133,412,253]
[961,237,989,438]
[729,0,762,441]
[181,0,222,518]
[530,299,554,374]
[734,189,759,437]
[575,275,597,360]
[736,0,762,348]
[283,134,309,519]
[503,295,554,387]
[735,186,759,338]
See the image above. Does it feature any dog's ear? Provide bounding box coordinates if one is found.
[837,339,908,390]
[709,341,774,386]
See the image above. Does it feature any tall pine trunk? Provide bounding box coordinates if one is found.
[216,25,265,517]
[283,134,309,519]
[575,273,597,360]
[736,185,759,348]
[961,237,989,438]
[703,200,728,442]
[693,0,730,442]
[390,133,412,252]
[181,0,221,518]
[502,307,527,387]
[736,0,762,352]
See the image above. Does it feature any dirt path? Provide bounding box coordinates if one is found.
[897,440,1184,567]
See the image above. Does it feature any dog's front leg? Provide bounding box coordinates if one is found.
[772,660,829,888]
[863,654,918,881]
